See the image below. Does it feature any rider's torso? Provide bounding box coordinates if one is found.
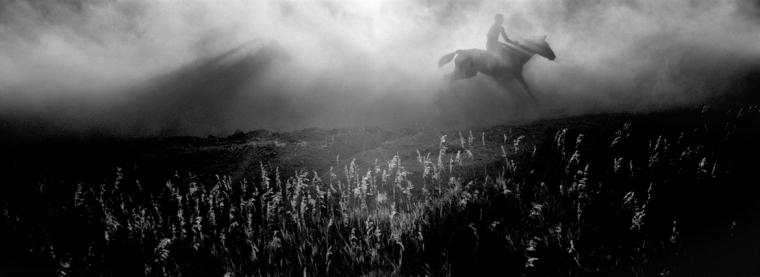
[486,25,503,50]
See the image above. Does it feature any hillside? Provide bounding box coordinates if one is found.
[2,104,760,276]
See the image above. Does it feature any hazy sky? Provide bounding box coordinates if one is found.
[1,0,759,136]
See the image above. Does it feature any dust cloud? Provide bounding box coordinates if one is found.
[1,0,759,137]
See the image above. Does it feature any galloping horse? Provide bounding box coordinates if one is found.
[438,36,556,99]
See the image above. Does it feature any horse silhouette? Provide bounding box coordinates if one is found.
[438,36,556,99]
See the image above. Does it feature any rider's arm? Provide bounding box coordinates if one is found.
[500,28,512,44]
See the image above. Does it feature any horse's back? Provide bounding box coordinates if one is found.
[459,49,487,60]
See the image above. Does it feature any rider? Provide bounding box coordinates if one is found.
[486,14,514,59]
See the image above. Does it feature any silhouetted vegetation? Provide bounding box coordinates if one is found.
[2,105,760,276]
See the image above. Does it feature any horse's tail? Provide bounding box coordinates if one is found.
[438,50,461,67]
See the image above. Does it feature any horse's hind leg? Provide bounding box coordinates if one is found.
[447,67,476,80]
[447,56,477,80]
[462,69,477,79]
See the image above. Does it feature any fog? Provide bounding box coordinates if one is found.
[1,0,759,137]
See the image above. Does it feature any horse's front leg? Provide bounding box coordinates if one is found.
[512,69,536,101]
[516,75,534,99]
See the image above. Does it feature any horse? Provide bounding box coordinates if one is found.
[438,36,556,99]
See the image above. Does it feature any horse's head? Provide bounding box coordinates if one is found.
[523,36,556,61]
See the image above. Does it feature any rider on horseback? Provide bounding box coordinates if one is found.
[438,14,555,97]
[486,14,514,57]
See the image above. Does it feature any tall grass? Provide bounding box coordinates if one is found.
[1,105,760,276]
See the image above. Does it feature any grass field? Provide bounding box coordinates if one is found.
[2,104,760,276]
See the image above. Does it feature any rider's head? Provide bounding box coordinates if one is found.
[494,14,504,25]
